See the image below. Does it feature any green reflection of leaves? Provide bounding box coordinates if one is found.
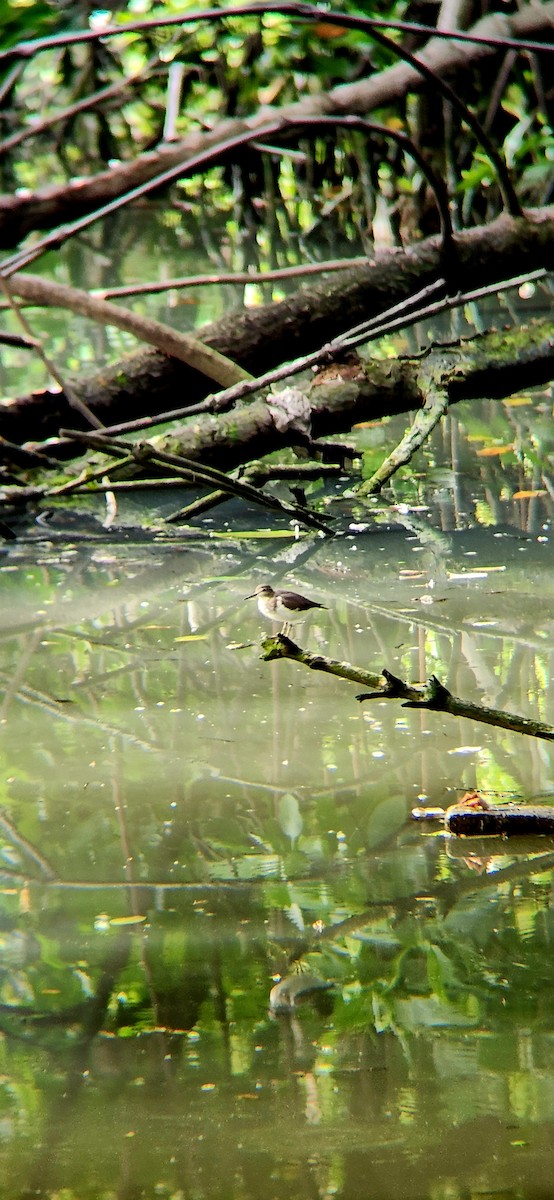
[426,942,462,1003]
[366,794,406,850]
[393,994,479,1030]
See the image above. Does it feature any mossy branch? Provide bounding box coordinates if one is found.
[358,372,449,495]
[260,636,554,741]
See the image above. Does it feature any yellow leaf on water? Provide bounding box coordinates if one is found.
[476,444,515,457]
[109,915,147,926]
[174,634,208,642]
[512,489,547,499]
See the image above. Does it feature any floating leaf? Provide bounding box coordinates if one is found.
[109,915,147,926]
[512,489,547,500]
[174,634,208,642]
[476,444,515,457]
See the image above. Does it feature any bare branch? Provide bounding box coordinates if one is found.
[260,638,554,741]
[7,273,250,388]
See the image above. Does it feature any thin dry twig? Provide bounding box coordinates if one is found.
[0,276,104,430]
[90,258,372,300]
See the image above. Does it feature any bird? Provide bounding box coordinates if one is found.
[245,583,327,637]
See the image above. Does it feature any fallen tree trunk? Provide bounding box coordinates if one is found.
[151,318,554,471]
[51,319,552,478]
[3,205,554,453]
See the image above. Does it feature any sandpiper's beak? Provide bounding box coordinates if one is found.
[244,591,256,600]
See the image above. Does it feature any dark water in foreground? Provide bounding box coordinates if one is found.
[0,501,553,1199]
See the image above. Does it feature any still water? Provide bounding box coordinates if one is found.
[0,493,553,1198]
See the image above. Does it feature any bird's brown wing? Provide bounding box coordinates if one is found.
[278,591,326,611]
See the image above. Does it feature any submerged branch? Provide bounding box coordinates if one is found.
[260,637,554,741]
[359,368,450,494]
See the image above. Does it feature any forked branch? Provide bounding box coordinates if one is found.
[260,636,554,741]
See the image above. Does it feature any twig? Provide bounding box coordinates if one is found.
[0,809,57,881]
[165,488,233,522]
[260,637,554,741]
[59,428,334,534]
[0,276,104,430]
[88,257,372,300]
[140,446,333,533]
[56,477,194,495]
[162,61,186,143]
[45,457,136,498]
[0,330,35,348]
[0,119,286,275]
[0,52,162,157]
[1,4,553,65]
[168,464,344,523]
[0,455,137,508]
[0,61,23,104]
[0,259,371,309]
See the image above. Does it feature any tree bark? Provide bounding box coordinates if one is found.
[3,205,554,454]
[60,319,554,474]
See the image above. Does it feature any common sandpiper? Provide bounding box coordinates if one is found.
[245,583,327,637]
